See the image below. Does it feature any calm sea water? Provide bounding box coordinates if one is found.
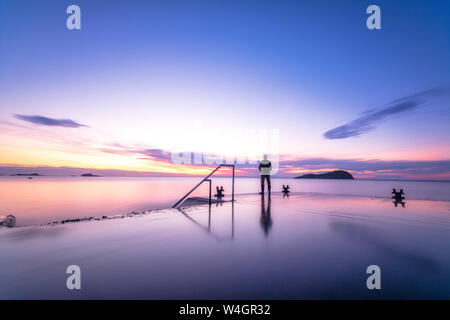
[1,178,450,299]
[1,176,449,226]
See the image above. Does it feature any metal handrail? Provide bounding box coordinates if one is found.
[172,164,235,208]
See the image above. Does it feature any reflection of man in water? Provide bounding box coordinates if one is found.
[259,154,272,196]
[260,196,272,236]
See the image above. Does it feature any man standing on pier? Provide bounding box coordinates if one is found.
[259,154,272,196]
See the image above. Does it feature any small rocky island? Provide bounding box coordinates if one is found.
[81,173,101,177]
[0,215,16,228]
[295,170,354,180]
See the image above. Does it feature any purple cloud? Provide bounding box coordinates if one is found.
[14,114,88,128]
[141,149,172,161]
[100,146,173,163]
[324,87,449,139]
[97,143,450,178]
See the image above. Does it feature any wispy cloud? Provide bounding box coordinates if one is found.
[100,145,173,163]
[323,87,449,139]
[140,149,172,162]
[14,114,88,128]
[98,144,450,178]
[2,157,449,179]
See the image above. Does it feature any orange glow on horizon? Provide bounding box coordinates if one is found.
[1,119,449,179]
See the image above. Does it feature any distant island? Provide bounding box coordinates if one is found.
[11,173,40,176]
[295,170,354,180]
[81,173,101,177]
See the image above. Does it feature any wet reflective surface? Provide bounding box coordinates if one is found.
[1,176,449,226]
[1,193,449,299]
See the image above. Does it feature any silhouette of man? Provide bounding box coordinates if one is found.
[259,154,272,195]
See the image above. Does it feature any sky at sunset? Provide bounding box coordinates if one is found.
[1,0,449,179]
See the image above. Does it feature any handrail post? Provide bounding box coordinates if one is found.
[232,165,235,203]
[206,179,212,205]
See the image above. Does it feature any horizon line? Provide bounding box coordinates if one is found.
[1,173,449,183]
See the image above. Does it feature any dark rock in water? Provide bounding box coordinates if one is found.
[295,170,354,180]
[215,186,225,198]
[81,173,100,177]
[0,215,16,228]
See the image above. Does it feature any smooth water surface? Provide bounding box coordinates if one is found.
[1,176,449,225]
[1,193,449,299]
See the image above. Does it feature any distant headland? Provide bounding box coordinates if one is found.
[295,170,354,180]
[11,173,41,176]
[81,173,101,177]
